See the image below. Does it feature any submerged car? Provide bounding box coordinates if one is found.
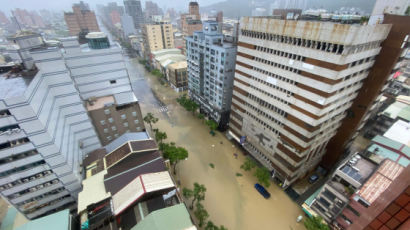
[254,183,271,199]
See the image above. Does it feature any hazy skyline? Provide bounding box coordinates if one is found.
[1,0,221,15]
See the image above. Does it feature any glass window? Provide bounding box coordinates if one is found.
[137,127,141,131]
[100,120,106,125]
[111,126,117,131]
[108,118,114,123]
[104,109,110,115]
[134,119,139,124]
[123,122,129,127]
[103,128,108,133]
[107,136,112,141]
[114,134,119,138]
[121,114,127,120]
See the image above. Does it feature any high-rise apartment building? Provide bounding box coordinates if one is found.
[143,21,174,55]
[228,16,391,187]
[186,21,237,128]
[145,1,163,21]
[0,33,101,220]
[64,1,100,36]
[124,0,144,29]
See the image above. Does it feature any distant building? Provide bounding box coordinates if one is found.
[143,21,174,56]
[64,1,100,36]
[0,11,10,25]
[121,14,136,36]
[186,21,237,128]
[86,93,145,145]
[272,9,302,19]
[123,0,144,29]
[180,2,202,36]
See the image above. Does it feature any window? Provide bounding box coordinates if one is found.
[103,128,108,133]
[137,127,141,131]
[100,120,106,125]
[104,109,110,115]
[111,126,117,131]
[114,134,119,138]
[134,119,139,124]
[123,122,129,127]
[108,118,114,123]
[110,80,116,84]
[121,114,127,120]
[107,136,112,141]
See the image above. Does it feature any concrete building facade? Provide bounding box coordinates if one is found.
[86,93,145,146]
[186,21,237,128]
[0,34,101,220]
[123,0,144,29]
[143,21,174,55]
[180,2,202,36]
[228,16,392,186]
[64,2,100,36]
[167,61,188,92]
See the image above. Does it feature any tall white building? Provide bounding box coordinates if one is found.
[186,21,237,128]
[0,33,101,219]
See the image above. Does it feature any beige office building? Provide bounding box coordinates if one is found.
[143,21,174,55]
[86,92,145,145]
[64,2,100,36]
[167,61,188,92]
[229,17,391,187]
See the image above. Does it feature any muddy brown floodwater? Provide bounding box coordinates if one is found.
[126,57,306,230]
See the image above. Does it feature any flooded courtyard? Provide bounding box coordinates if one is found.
[125,57,306,230]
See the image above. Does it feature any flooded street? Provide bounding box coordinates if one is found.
[125,57,306,230]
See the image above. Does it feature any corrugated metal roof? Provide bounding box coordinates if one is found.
[114,91,138,106]
[358,160,404,204]
[78,170,111,213]
[383,120,410,147]
[112,172,174,216]
[130,204,195,230]
[104,132,150,154]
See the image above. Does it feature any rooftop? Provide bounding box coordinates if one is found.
[86,32,107,39]
[112,172,175,216]
[357,160,404,204]
[383,120,410,147]
[168,61,187,70]
[78,170,111,213]
[0,68,37,99]
[15,209,70,230]
[131,204,196,230]
[338,155,377,184]
[86,92,139,111]
[104,132,151,154]
[381,101,410,121]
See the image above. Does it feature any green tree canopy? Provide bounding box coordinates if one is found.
[182,182,206,209]
[254,167,271,188]
[304,216,330,230]
[161,143,188,174]
[194,202,209,228]
[240,157,257,171]
[154,130,167,144]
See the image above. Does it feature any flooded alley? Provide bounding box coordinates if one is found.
[125,57,306,230]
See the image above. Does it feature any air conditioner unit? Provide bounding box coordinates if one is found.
[45,182,51,187]
[5,130,12,135]
[37,185,44,189]
[23,179,29,183]
[29,177,35,181]
[12,128,21,133]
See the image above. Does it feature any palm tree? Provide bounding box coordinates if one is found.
[143,112,158,132]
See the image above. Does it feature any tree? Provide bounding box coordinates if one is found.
[162,143,188,175]
[240,157,256,171]
[205,120,218,135]
[194,202,209,228]
[304,216,330,230]
[182,183,206,209]
[154,130,167,144]
[205,221,218,230]
[254,167,271,188]
[143,112,158,132]
[197,113,205,120]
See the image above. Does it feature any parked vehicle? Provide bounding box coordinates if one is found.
[254,183,270,199]
[308,174,319,184]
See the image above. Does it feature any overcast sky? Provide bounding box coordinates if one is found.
[1,0,221,15]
